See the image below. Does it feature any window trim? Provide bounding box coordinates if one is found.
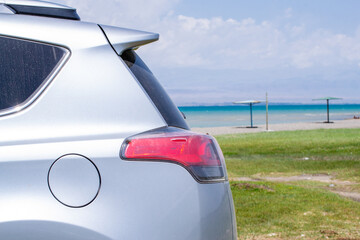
[0,35,70,117]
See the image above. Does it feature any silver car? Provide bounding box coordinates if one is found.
[0,1,236,239]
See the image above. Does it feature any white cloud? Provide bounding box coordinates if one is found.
[52,0,179,28]
[53,0,360,71]
[149,15,360,70]
[285,8,293,18]
[48,1,360,104]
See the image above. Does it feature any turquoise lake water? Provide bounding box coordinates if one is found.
[179,104,360,128]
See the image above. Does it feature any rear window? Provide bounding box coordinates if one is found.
[121,50,189,130]
[0,36,66,112]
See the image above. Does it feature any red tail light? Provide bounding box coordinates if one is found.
[120,128,227,182]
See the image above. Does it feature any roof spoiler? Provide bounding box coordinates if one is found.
[0,0,80,20]
[99,24,159,55]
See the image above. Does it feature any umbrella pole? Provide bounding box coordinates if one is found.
[266,92,269,131]
[326,99,330,123]
[250,103,253,128]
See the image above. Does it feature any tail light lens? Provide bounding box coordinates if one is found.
[120,127,227,182]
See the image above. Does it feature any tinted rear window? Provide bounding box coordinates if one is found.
[121,50,189,130]
[0,36,65,112]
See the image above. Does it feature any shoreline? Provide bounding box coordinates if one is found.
[191,119,360,135]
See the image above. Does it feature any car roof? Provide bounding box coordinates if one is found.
[0,0,80,20]
[0,13,105,49]
[0,0,159,53]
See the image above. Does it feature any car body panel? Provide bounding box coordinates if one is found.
[0,221,112,240]
[0,0,75,9]
[0,18,166,145]
[0,138,233,239]
[0,7,236,240]
[100,24,159,55]
[0,14,102,49]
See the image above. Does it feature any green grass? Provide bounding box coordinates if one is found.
[215,128,360,239]
[231,181,360,239]
[218,129,360,158]
[217,129,360,182]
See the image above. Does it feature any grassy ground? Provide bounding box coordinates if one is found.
[219,129,360,183]
[216,128,360,239]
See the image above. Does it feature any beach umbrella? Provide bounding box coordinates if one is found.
[233,100,262,128]
[312,97,342,123]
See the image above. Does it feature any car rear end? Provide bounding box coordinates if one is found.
[0,1,236,239]
[103,29,237,240]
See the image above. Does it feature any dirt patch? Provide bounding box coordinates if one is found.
[231,174,353,185]
[320,229,338,237]
[319,230,360,240]
[232,182,274,192]
[332,191,360,202]
[232,177,257,182]
[336,238,360,240]
[230,174,360,202]
[262,174,334,183]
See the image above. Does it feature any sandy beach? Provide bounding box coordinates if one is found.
[192,119,360,135]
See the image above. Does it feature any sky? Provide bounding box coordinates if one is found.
[51,1,360,105]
